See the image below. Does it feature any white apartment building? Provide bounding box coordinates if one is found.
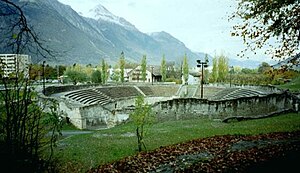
[0,54,31,78]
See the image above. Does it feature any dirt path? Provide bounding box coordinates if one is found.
[89,131,300,173]
[61,130,93,137]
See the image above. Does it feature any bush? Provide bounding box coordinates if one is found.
[166,78,182,84]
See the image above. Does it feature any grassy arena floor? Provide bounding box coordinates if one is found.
[54,113,300,172]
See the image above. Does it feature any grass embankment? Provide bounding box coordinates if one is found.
[54,113,300,172]
[277,75,300,92]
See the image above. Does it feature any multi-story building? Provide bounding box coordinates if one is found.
[127,65,162,83]
[0,54,31,78]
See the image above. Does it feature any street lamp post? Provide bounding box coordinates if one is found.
[196,59,209,99]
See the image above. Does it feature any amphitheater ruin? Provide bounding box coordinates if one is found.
[43,84,299,130]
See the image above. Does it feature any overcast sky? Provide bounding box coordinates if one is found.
[58,0,271,62]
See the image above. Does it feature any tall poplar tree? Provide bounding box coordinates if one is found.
[210,56,218,83]
[141,55,147,82]
[182,54,189,84]
[161,54,166,82]
[119,52,125,83]
[101,59,107,84]
[217,54,229,83]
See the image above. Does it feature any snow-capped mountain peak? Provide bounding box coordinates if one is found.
[87,4,114,20]
[86,4,136,30]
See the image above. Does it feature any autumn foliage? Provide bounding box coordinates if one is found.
[89,131,300,172]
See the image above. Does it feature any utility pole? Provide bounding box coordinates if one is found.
[196,59,208,98]
[151,66,154,85]
[42,61,46,95]
[229,66,234,88]
[57,65,59,84]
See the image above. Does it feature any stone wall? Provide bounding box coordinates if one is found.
[52,89,297,130]
[56,96,175,129]
[152,91,294,121]
[59,101,86,129]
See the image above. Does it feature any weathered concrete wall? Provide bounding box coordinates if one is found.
[57,96,175,129]
[59,101,86,129]
[80,105,112,129]
[152,91,294,121]
[145,96,177,105]
[51,90,297,129]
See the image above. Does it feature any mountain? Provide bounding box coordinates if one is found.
[150,31,198,61]
[192,52,261,69]
[229,58,261,69]
[1,0,265,69]
[86,4,137,31]
[0,0,202,66]
[271,53,300,71]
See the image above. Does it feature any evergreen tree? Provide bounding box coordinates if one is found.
[161,55,167,82]
[91,70,102,84]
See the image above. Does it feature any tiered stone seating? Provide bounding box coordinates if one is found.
[146,85,179,97]
[138,86,154,96]
[64,89,112,105]
[211,88,267,100]
[210,88,238,100]
[177,85,198,98]
[63,85,180,105]
[192,87,224,98]
[203,87,225,98]
[222,88,266,100]
[95,86,142,99]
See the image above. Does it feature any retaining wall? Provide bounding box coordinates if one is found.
[152,91,295,121]
[46,89,298,130]
[57,96,175,129]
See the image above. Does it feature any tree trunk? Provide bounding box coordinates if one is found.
[136,127,142,152]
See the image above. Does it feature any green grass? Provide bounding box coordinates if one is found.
[61,122,80,131]
[277,75,300,91]
[54,113,300,172]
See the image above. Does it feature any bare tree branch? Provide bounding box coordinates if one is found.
[1,0,56,61]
